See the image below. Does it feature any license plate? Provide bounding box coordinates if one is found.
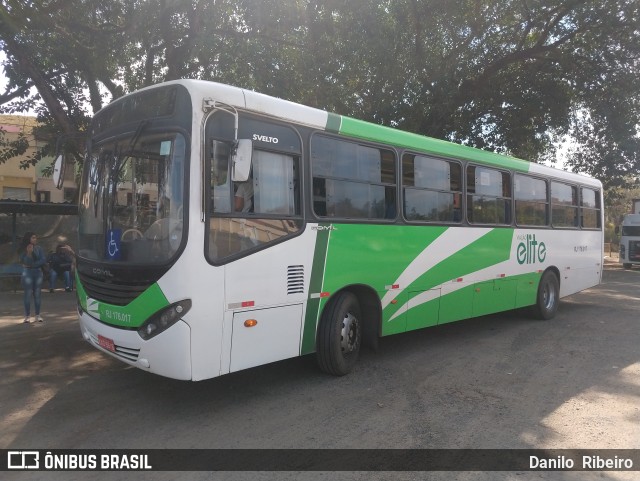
[98,335,115,353]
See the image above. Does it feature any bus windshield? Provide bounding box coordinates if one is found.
[622,226,640,236]
[78,132,186,264]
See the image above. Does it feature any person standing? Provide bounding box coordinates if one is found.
[18,232,46,323]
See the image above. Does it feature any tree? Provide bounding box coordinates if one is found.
[0,0,135,166]
[1,0,638,188]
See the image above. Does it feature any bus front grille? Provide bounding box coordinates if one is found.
[79,273,151,306]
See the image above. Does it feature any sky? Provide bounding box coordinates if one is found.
[0,49,38,116]
[0,50,7,93]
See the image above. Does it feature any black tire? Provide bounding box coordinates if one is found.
[532,270,560,320]
[623,263,632,269]
[316,291,362,376]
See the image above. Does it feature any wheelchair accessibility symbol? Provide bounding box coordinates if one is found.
[106,229,122,260]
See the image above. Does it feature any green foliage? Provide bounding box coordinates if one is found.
[0,0,638,189]
[0,128,29,163]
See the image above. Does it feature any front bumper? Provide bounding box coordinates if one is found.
[79,312,192,380]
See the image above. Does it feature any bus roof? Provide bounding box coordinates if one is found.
[138,79,602,188]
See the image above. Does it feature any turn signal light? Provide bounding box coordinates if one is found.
[244,319,258,328]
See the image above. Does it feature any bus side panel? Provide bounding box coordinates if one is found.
[222,228,318,372]
[319,224,447,338]
[380,290,408,335]
[536,229,602,298]
[229,304,303,372]
[320,225,515,336]
[472,278,517,317]
[438,284,474,325]
[514,272,541,309]
[405,289,440,331]
[157,242,226,381]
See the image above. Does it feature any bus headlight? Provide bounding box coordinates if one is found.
[138,299,192,340]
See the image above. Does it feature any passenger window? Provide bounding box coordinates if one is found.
[402,154,462,222]
[311,136,396,220]
[551,182,579,228]
[515,174,548,226]
[467,165,512,225]
[580,187,601,229]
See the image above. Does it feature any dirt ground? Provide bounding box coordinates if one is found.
[1,261,638,481]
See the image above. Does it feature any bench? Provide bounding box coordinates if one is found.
[0,263,22,292]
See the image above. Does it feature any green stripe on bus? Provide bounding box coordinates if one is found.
[338,116,531,173]
[320,224,447,335]
[77,280,169,328]
[325,112,342,133]
[322,223,447,294]
[301,225,332,355]
[304,224,521,337]
[404,228,513,294]
[77,276,88,311]
[377,228,514,332]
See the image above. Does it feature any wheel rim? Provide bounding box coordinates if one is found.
[340,311,359,355]
[543,282,556,311]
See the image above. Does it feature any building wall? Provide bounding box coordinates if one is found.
[0,114,77,202]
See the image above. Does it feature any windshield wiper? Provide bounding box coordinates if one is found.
[123,120,150,158]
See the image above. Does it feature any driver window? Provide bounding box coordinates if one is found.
[210,141,232,214]
[231,151,297,215]
[208,148,302,262]
[244,151,297,215]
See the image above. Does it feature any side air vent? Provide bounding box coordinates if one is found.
[287,265,304,295]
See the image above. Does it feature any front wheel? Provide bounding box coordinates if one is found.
[623,263,632,269]
[316,291,362,376]
[532,271,560,320]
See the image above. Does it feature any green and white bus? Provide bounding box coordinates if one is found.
[77,80,603,381]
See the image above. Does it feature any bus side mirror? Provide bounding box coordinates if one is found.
[231,139,253,182]
[615,226,620,235]
[52,154,66,190]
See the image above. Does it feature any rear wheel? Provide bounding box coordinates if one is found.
[316,291,362,376]
[532,271,560,320]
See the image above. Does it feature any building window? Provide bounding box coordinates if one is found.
[2,187,31,201]
[63,188,76,202]
[36,191,51,203]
